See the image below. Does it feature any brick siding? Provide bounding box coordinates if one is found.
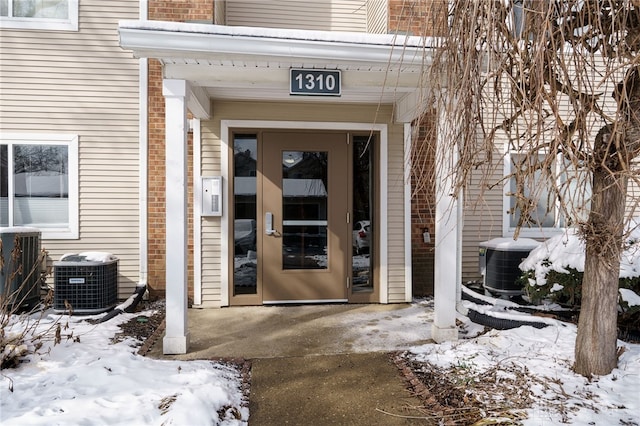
[146,1,215,300]
[409,112,437,296]
[389,1,446,295]
[388,0,447,37]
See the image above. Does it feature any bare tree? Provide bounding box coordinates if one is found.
[423,0,640,376]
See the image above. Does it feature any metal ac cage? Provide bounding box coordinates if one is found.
[54,253,118,314]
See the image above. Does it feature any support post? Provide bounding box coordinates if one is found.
[432,108,460,343]
[162,79,190,354]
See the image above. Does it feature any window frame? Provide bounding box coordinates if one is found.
[503,150,566,239]
[1,133,79,239]
[0,0,78,31]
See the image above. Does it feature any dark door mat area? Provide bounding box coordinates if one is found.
[248,352,429,425]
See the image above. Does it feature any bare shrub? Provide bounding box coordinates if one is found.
[0,238,73,390]
[422,0,640,376]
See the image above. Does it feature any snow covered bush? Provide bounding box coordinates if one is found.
[520,228,640,310]
[0,289,65,372]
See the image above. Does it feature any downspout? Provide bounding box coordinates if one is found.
[138,0,148,290]
[99,0,148,322]
[192,118,202,306]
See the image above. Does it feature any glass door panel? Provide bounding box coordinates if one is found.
[282,151,328,270]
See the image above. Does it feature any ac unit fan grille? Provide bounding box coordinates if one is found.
[484,248,531,296]
[54,261,117,314]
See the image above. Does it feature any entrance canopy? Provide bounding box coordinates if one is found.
[117,21,459,355]
[119,20,434,122]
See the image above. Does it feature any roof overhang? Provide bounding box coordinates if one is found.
[119,21,435,122]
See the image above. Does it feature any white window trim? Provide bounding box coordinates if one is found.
[503,149,566,239]
[1,133,79,239]
[0,0,78,31]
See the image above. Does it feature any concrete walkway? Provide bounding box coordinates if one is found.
[146,303,435,424]
[250,353,426,425]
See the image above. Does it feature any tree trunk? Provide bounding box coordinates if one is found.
[575,66,640,377]
[575,127,627,376]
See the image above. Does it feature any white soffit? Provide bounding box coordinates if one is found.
[119,21,434,107]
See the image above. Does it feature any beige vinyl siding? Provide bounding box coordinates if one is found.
[226,0,368,32]
[0,0,141,298]
[200,120,224,307]
[366,0,387,34]
[460,57,634,283]
[200,100,405,306]
[386,121,407,302]
[461,163,505,284]
[627,173,640,219]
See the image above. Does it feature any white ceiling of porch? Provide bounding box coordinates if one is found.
[119,21,433,120]
[161,59,423,104]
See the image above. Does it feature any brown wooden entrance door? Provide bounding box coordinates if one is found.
[261,131,349,302]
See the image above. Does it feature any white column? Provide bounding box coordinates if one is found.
[432,108,460,343]
[162,79,190,354]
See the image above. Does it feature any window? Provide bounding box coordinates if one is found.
[0,0,78,31]
[506,153,559,235]
[511,0,524,38]
[0,133,78,239]
[504,151,590,237]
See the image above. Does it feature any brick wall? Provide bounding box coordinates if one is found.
[149,1,214,23]
[409,112,437,296]
[388,0,447,37]
[147,58,164,299]
[388,1,446,295]
[146,1,215,300]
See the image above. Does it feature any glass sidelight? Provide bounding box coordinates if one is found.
[233,134,258,295]
[352,135,374,293]
[281,151,329,270]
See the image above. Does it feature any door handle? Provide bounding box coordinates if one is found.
[265,212,275,235]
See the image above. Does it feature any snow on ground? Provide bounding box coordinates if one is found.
[1,299,639,425]
[343,298,434,352]
[0,309,247,426]
[411,314,640,425]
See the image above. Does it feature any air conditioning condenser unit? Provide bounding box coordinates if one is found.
[54,252,118,314]
[479,238,540,297]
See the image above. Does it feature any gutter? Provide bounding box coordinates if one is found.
[118,20,433,68]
